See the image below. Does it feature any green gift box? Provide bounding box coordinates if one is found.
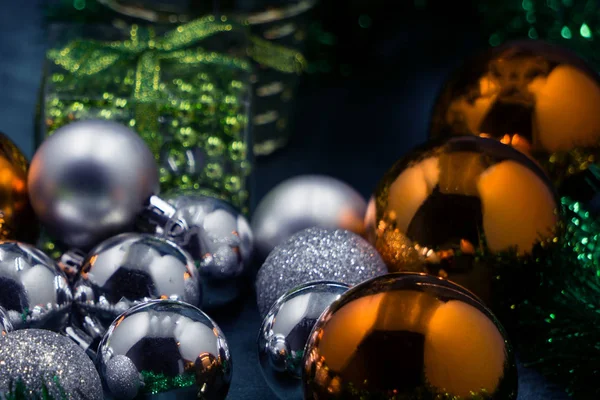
[39,9,254,215]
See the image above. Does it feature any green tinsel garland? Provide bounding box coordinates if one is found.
[515,196,600,399]
[140,370,196,395]
[3,378,68,400]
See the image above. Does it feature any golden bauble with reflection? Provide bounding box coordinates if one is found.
[372,136,558,309]
[430,40,600,187]
[0,132,37,243]
[302,273,518,400]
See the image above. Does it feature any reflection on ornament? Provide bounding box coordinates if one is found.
[0,132,37,243]
[0,329,103,399]
[251,175,367,259]
[373,136,558,307]
[97,299,231,400]
[258,281,349,400]
[0,241,72,331]
[363,196,376,244]
[430,40,600,186]
[163,193,253,308]
[0,306,12,336]
[303,273,518,399]
[73,233,201,343]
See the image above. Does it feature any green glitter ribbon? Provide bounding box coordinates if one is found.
[140,370,196,395]
[47,15,251,155]
[513,196,600,398]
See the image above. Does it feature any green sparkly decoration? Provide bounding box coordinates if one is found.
[513,196,600,398]
[4,377,68,400]
[140,370,196,395]
[42,15,255,214]
[480,0,600,69]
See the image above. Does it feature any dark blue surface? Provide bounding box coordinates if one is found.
[0,1,571,398]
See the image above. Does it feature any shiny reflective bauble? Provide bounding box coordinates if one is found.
[251,175,367,259]
[0,132,38,243]
[373,136,558,305]
[258,281,350,400]
[430,40,600,185]
[0,306,12,336]
[303,273,518,400]
[97,299,232,400]
[0,329,103,399]
[0,241,72,331]
[28,120,159,250]
[73,233,201,340]
[164,193,253,308]
[255,227,388,318]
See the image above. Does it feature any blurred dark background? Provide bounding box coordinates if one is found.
[0,0,489,207]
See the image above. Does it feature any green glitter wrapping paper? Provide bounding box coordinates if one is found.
[512,196,600,399]
[39,15,253,216]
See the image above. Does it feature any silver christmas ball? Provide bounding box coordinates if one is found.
[251,175,367,259]
[164,193,253,308]
[0,306,12,336]
[97,299,232,400]
[73,233,201,341]
[0,241,72,331]
[0,329,103,400]
[255,227,388,318]
[258,281,349,400]
[28,120,159,250]
[104,355,142,400]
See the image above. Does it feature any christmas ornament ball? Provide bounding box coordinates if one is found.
[255,227,387,318]
[164,193,253,308]
[303,273,518,400]
[28,120,159,250]
[0,329,102,399]
[430,40,600,186]
[97,299,232,400]
[73,233,201,340]
[251,175,367,259]
[258,281,350,400]
[0,241,72,331]
[373,135,558,306]
[0,132,38,243]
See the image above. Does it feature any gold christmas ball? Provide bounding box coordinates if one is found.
[0,132,37,243]
[372,136,558,308]
[303,273,518,400]
[430,40,600,187]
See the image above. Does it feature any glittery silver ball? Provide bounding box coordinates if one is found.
[251,175,367,259]
[164,193,254,308]
[73,233,201,342]
[0,306,12,336]
[28,120,159,250]
[104,355,142,400]
[0,241,72,331]
[258,281,349,400]
[255,227,388,318]
[97,299,232,400]
[0,329,102,400]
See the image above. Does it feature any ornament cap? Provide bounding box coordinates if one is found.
[142,194,189,240]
